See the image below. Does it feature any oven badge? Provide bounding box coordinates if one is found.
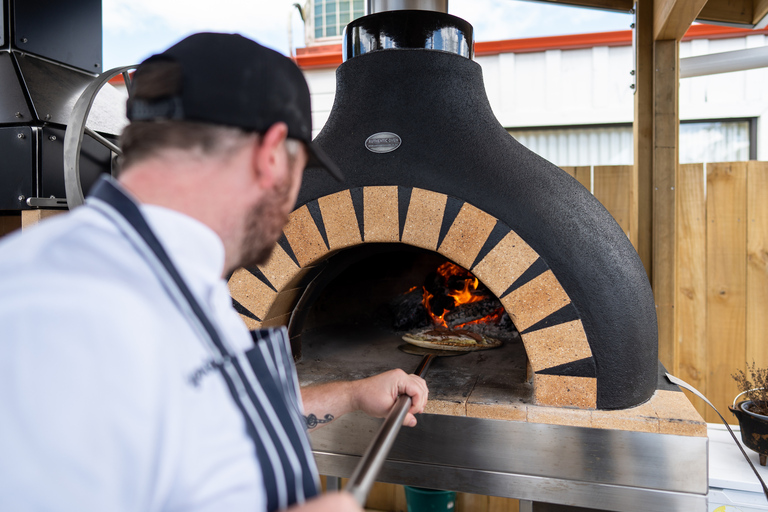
[365,132,402,154]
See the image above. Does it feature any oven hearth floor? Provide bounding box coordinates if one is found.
[296,324,706,436]
[296,323,531,417]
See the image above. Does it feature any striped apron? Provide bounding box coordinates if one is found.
[88,176,320,511]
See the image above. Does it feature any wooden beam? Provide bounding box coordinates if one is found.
[696,0,753,25]
[653,39,679,372]
[754,0,768,24]
[634,0,654,279]
[655,0,709,40]
[531,0,758,27]
[536,0,634,12]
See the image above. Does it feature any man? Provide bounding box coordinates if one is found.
[0,33,428,511]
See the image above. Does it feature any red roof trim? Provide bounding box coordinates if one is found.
[295,24,768,69]
[475,30,629,55]
[108,71,134,86]
[294,44,343,69]
[476,25,768,56]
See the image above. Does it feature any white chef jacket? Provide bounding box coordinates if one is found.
[0,202,267,511]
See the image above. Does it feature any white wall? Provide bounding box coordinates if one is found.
[303,34,768,156]
[304,68,337,138]
[478,45,635,128]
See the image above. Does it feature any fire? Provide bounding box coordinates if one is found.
[422,262,488,327]
[422,286,447,327]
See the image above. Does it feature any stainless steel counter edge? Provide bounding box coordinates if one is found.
[309,412,709,500]
[314,452,707,512]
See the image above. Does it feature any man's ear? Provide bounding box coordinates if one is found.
[252,122,289,189]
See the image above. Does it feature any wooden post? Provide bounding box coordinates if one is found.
[633,0,654,278]
[646,0,709,382]
[653,39,679,372]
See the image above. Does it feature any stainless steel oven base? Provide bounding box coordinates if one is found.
[310,412,708,512]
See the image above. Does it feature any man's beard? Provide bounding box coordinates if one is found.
[237,178,293,269]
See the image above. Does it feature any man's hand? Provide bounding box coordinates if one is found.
[351,369,428,427]
[287,491,361,512]
[301,370,429,430]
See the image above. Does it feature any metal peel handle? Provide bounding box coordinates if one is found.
[345,393,412,505]
[344,353,435,505]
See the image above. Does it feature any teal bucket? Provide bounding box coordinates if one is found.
[404,486,456,512]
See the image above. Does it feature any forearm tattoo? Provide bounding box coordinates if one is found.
[304,413,334,429]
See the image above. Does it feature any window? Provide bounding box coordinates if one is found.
[679,120,752,163]
[508,119,754,167]
[313,0,363,40]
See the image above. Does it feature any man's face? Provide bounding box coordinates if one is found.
[236,141,307,269]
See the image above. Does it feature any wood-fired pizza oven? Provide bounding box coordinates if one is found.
[228,6,709,510]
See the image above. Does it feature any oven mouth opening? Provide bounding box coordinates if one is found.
[291,244,532,409]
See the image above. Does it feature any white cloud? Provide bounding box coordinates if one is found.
[101,0,632,69]
[102,0,305,68]
[103,0,295,35]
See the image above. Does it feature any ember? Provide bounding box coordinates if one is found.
[390,261,517,338]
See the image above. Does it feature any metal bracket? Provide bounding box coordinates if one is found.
[26,196,68,208]
[630,3,637,94]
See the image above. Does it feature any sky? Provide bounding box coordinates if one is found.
[102,0,633,70]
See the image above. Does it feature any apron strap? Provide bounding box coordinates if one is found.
[88,176,319,510]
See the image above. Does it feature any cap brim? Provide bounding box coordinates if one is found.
[306,142,344,182]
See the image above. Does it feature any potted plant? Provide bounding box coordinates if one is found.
[730,363,768,466]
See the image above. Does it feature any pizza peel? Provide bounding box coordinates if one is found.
[344,344,468,505]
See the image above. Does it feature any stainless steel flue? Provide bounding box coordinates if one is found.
[366,0,448,14]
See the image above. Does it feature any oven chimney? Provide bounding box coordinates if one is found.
[366,0,448,14]
[346,2,471,61]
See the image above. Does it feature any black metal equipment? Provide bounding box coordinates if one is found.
[0,0,124,211]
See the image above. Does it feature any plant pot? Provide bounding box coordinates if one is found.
[729,400,768,466]
[404,486,456,511]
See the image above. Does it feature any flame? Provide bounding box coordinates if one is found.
[437,262,485,306]
[422,286,448,328]
[422,262,489,327]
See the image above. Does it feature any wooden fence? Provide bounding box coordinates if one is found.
[565,162,768,423]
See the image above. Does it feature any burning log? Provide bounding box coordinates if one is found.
[390,260,518,338]
[390,286,430,330]
[444,297,501,327]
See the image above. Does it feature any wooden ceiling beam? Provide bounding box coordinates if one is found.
[655,0,709,39]
[532,0,765,28]
[534,0,634,13]
[753,0,768,24]
[696,0,753,25]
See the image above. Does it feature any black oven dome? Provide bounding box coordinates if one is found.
[299,47,658,410]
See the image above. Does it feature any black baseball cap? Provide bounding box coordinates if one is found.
[126,32,343,181]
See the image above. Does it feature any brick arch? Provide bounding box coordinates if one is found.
[228,186,597,409]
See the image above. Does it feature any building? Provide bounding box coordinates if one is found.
[295,23,768,166]
[303,0,366,46]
